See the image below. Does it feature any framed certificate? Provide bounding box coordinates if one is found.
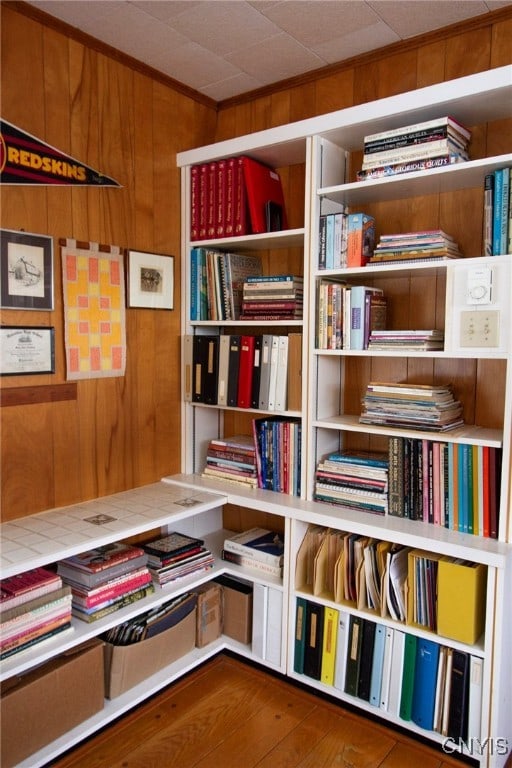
[0,326,55,375]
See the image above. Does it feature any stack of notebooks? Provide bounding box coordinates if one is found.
[143,532,214,587]
[368,329,444,351]
[57,543,153,623]
[202,434,258,488]
[360,382,464,432]
[314,450,389,515]
[222,527,284,579]
[357,115,471,181]
[369,230,463,264]
[240,275,303,320]
[1,566,72,659]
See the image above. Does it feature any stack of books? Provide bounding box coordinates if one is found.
[240,275,303,320]
[1,567,72,659]
[252,416,302,496]
[357,115,471,181]
[360,382,464,432]
[317,282,386,351]
[222,527,284,578]
[190,155,287,240]
[58,543,154,623]
[368,329,444,351]
[143,532,214,587]
[190,248,262,320]
[483,165,511,257]
[369,230,463,264]
[202,434,258,488]
[314,450,389,515]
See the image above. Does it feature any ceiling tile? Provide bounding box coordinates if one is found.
[259,0,382,46]
[368,0,489,38]
[129,1,202,22]
[312,19,400,64]
[226,31,325,83]
[149,42,243,90]
[201,72,263,101]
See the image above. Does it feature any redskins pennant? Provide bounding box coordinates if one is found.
[0,119,121,187]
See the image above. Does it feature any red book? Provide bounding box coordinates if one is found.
[489,447,500,539]
[235,157,249,235]
[198,163,209,239]
[190,164,200,240]
[216,158,227,237]
[225,157,236,236]
[482,445,490,538]
[1,567,62,610]
[237,335,256,408]
[71,568,152,608]
[206,161,217,238]
[240,156,287,234]
[58,542,146,574]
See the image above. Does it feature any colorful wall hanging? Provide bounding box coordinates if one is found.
[61,240,126,380]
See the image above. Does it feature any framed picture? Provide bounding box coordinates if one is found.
[127,249,174,309]
[0,326,55,375]
[1,229,54,310]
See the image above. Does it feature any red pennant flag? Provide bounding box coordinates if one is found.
[0,119,121,187]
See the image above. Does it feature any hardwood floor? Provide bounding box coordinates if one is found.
[51,653,477,768]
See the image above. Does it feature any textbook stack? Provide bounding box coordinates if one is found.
[222,527,284,579]
[360,382,464,432]
[57,543,154,623]
[0,567,72,659]
[357,116,471,181]
[240,275,303,320]
[202,434,258,488]
[369,230,463,265]
[143,532,214,587]
[314,450,389,515]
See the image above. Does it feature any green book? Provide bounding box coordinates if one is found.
[399,633,418,720]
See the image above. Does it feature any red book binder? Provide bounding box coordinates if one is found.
[190,164,200,240]
[225,157,236,236]
[237,335,256,408]
[198,163,209,239]
[206,161,217,239]
[235,157,249,236]
[216,158,227,237]
[240,156,287,234]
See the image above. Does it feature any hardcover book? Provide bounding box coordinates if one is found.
[240,156,288,234]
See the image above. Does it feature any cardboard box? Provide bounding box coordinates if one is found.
[104,606,196,698]
[215,575,253,644]
[195,582,222,647]
[437,558,487,644]
[0,639,104,768]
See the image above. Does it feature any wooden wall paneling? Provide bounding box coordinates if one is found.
[250,95,273,133]
[314,69,354,115]
[444,27,491,80]
[289,81,316,122]
[133,74,155,252]
[491,16,512,65]
[269,90,292,130]
[475,360,507,430]
[416,40,447,88]
[371,49,419,99]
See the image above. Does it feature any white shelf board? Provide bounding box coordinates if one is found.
[190,227,304,250]
[318,155,512,206]
[313,414,503,447]
[313,348,509,360]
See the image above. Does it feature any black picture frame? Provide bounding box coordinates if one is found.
[1,229,54,310]
[0,325,55,376]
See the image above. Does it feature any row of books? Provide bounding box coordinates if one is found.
[295,525,485,644]
[240,274,303,320]
[318,211,375,269]
[185,332,302,412]
[368,329,444,351]
[295,601,482,741]
[388,437,502,538]
[316,281,386,350]
[57,543,154,623]
[142,532,215,588]
[357,115,471,181]
[221,527,284,579]
[252,417,302,496]
[314,449,389,515]
[360,381,464,432]
[483,165,511,257]
[190,155,287,241]
[0,567,72,659]
[202,434,258,489]
[190,248,262,321]
[368,229,463,265]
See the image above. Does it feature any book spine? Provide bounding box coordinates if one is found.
[235,156,248,235]
[357,155,456,180]
[73,583,154,622]
[482,173,495,257]
[221,549,282,577]
[318,215,327,269]
[225,157,236,236]
[71,571,152,608]
[364,115,470,144]
[190,164,200,240]
[364,124,452,152]
[223,536,282,566]
[216,158,227,237]
[198,163,208,239]
[362,139,465,168]
[499,167,510,255]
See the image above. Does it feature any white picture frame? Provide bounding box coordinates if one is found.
[127,249,174,309]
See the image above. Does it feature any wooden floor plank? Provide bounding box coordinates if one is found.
[50,655,476,768]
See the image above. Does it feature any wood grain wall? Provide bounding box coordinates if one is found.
[0,4,217,521]
[1,4,511,524]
